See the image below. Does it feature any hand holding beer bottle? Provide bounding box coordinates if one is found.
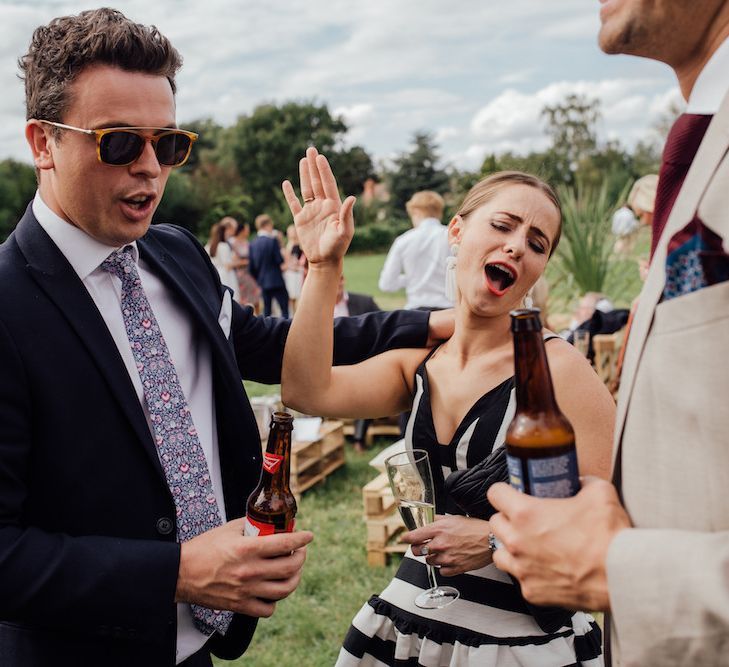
[245,411,297,535]
[176,410,311,618]
[505,308,580,498]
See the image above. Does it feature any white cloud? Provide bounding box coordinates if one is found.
[434,126,461,143]
[0,0,677,169]
[469,78,679,157]
[334,103,375,126]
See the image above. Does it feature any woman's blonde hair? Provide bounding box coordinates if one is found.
[456,171,562,256]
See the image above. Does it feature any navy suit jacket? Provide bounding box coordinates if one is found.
[248,234,286,290]
[345,292,380,317]
[0,206,428,666]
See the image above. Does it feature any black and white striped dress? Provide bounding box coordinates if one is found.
[337,349,603,667]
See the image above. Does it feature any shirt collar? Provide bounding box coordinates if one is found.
[686,36,729,114]
[418,217,442,229]
[32,191,139,280]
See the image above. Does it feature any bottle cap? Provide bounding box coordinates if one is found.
[510,308,543,333]
[270,411,294,426]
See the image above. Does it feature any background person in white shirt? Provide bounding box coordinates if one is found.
[378,190,454,310]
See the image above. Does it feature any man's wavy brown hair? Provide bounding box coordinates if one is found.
[19,7,182,123]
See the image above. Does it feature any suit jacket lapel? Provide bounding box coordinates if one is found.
[137,232,238,378]
[14,208,166,479]
[613,90,729,471]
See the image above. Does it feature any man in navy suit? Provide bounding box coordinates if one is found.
[0,9,446,667]
[248,214,289,317]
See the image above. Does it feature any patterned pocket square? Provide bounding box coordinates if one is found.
[663,215,729,300]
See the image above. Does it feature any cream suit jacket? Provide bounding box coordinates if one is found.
[606,92,729,665]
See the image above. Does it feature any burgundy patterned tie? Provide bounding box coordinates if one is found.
[101,247,233,636]
[651,113,712,258]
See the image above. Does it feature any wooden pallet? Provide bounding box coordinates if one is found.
[290,420,345,498]
[593,329,625,397]
[363,471,407,566]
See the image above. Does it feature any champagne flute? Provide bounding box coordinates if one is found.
[384,448,459,609]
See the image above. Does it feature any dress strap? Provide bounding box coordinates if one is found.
[415,343,442,376]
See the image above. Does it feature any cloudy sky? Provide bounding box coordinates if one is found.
[1,0,681,171]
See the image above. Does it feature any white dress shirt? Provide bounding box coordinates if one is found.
[32,193,222,663]
[686,36,729,114]
[378,217,453,309]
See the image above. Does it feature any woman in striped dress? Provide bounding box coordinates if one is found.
[281,148,615,666]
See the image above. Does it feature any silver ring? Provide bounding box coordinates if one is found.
[421,545,429,556]
[303,196,315,203]
[488,532,499,552]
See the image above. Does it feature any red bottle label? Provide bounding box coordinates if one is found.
[244,515,295,536]
[262,452,283,474]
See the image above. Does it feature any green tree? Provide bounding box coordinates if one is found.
[577,140,634,203]
[632,140,661,176]
[0,159,37,241]
[153,170,204,235]
[329,145,375,197]
[181,118,228,172]
[479,150,565,188]
[229,101,348,219]
[541,94,601,185]
[386,132,450,215]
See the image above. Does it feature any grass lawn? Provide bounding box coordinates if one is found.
[342,253,405,311]
[214,439,401,667]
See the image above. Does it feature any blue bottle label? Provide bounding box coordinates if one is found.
[527,450,580,498]
[507,450,580,498]
[506,455,525,493]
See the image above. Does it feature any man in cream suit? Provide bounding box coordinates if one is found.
[487,1,729,665]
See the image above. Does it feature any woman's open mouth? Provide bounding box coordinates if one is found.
[484,262,517,296]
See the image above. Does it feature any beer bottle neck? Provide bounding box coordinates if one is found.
[513,331,559,413]
[261,424,292,490]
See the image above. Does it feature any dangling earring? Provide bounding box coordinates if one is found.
[445,244,459,302]
[524,289,534,309]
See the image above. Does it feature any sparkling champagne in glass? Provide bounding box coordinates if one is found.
[384,448,459,609]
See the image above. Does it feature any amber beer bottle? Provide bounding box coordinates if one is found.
[244,411,297,535]
[505,309,580,498]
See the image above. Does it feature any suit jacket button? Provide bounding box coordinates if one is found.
[156,517,174,535]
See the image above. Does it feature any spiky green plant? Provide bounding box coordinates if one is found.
[547,179,644,314]
[554,180,620,294]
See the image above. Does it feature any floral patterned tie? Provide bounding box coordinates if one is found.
[101,247,233,636]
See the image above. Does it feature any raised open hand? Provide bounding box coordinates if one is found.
[282,146,355,267]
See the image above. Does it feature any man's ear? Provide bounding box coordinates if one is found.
[448,214,463,245]
[25,120,55,170]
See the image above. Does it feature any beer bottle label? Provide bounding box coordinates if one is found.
[507,450,580,498]
[527,450,579,498]
[243,515,296,536]
[507,455,526,493]
[262,452,284,474]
